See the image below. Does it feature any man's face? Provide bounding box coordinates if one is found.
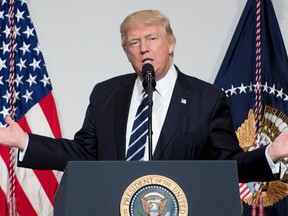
[124,23,175,81]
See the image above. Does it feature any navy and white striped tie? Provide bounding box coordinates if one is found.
[126,93,149,161]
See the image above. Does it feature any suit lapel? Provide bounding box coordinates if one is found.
[114,74,136,160]
[153,69,193,159]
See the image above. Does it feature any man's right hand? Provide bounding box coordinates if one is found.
[0,116,28,151]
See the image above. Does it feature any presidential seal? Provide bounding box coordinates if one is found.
[120,175,188,216]
[236,107,288,206]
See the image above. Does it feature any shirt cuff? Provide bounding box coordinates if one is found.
[18,134,29,162]
[266,144,287,178]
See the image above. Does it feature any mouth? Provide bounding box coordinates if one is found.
[142,58,153,65]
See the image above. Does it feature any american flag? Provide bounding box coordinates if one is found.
[239,183,254,201]
[0,0,62,215]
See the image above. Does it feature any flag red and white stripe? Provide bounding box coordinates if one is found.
[0,0,63,215]
[239,183,253,201]
[0,93,63,215]
[0,93,62,216]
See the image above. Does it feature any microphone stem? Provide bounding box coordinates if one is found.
[147,73,154,161]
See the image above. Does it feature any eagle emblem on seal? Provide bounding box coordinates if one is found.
[236,107,288,207]
[141,192,168,216]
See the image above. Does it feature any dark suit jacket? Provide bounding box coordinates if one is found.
[18,65,277,183]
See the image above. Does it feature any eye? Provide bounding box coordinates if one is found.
[128,40,140,48]
[147,35,158,43]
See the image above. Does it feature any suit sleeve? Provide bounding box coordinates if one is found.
[17,86,100,171]
[210,91,278,182]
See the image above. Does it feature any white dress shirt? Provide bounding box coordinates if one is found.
[125,65,177,161]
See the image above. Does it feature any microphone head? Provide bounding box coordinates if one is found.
[142,63,156,92]
[142,63,155,78]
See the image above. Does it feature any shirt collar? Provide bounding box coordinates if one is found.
[135,64,177,97]
[156,65,177,96]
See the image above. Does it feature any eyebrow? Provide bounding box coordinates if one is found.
[128,33,158,40]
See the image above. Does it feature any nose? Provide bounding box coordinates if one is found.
[140,40,149,54]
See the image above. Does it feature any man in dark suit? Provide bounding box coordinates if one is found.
[1,9,288,183]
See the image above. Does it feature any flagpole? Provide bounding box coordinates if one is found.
[8,0,17,215]
[252,1,264,215]
[254,0,263,147]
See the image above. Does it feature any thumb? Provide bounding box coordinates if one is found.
[5,115,15,125]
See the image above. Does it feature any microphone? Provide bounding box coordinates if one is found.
[142,63,156,92]
[141,63,156,161]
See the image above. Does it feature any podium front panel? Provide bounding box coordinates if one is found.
[54,161,241,216]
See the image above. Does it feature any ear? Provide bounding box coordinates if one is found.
[168,38,175,55]
[168,43,175,55]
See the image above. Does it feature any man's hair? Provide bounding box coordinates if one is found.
[120,9,176,48]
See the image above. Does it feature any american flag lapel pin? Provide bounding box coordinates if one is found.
[181,98,187,104]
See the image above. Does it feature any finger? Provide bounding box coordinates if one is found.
[4,115,14,125]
